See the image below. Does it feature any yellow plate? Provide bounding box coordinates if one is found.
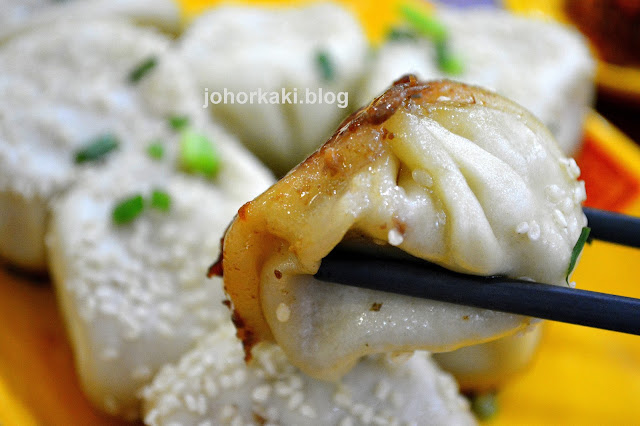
[2,1,640,425]
[505,0,640,101]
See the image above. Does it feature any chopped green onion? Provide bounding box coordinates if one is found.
[169,115,190,131]
[566,226,591,283]
[399,1,464,75]
[316,50,335,82]
[147,141,165,160]
[399,1,447,42]
[112,194,145,225]
[470,392,498,421]
[435,40,464,75]
[150,189,171,212]
[179,129,221,178]
[74,134,119,164]
[129,57,157,83]
[387,27,419,42]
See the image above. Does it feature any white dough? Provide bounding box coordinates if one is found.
[47,154,272,419]
[179,3,368,175]
[359,8,595,154]
[0,0,181,42]
[142,322,476,426]
[0,20,198,270]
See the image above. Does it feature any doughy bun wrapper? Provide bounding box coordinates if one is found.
[220,76,587,380]
[142,322,475,426]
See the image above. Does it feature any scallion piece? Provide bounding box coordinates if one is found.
[566,226,591,283]
[147,141,165,160]
[435,40,464,75]
[150,189,171,212]
[169,115,190,131]
[316,51,335,82]
[74,134,119,164]
[399,1,464,75]
[112,194,145,225]
[179,130,221,178]
[399,2,447,42]
[470,392,498,421]
[387,27,419,42]
[129,57,157,83]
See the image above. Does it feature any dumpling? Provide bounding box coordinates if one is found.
[178,3,367,175]
[47,151,272,418]
[433,324,543,391]
[142,322,476,426]
[0,0,181,42]
[219,76,587,380]
[0,19,196,271]
[359,8,595,155]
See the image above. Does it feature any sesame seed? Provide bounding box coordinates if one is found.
[352,403,366,416]
[220,404,237,420]
[204,377,218,397]
[560,198,574,213]
[197,395,207,415]
[553,209,568,227]
[220,374,234,389]
[300,404,317,418]
[334,386,352,407]
[187,364,205,378]
[360,406,375,424]
[411,169,433,188]
[184,393,198,412]
[275,381,293,397]
[515,222,529,234]
[266,406,279,420]
[545,184,563,202]
[573,181,587,203]
[527,221,541,240]
[288,391,304,410]
[339,416,355,426]
[566,158,581,179]
[232,368,247,386]
[252,384,272,403]
[375,380,391,400]
[288,375,303,390]
[144,409,158,426]
[171,380,187,395]
[276,303,291,322]
[258,354,277,377]
[388,229,404,246]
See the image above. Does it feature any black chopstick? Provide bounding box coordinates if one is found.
[584,207,640,248]
[315,249,640,335]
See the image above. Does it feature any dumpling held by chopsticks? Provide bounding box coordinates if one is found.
[218,76,588,380]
